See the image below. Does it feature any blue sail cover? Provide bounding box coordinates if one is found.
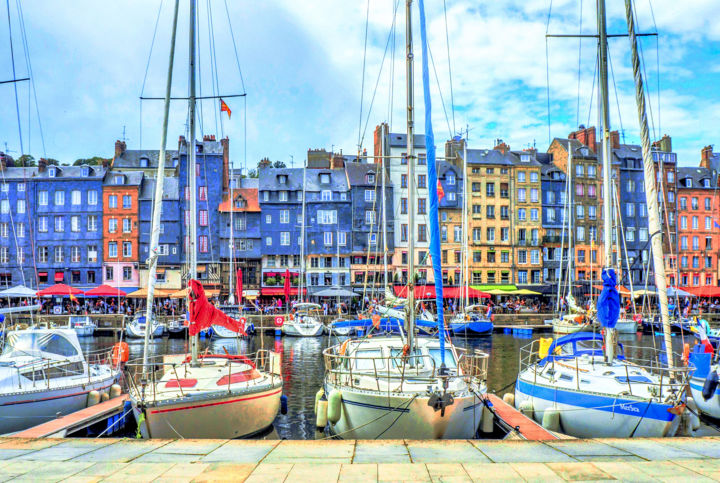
[597,268,620,328]
[417,0,445,363]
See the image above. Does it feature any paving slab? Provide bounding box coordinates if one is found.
[201,439,279,463]
[14,440,116,461]
[598,438,704,460]
[670,458,720,481]
[470,441,574,463]
[191,463,256,482]
[462,463,524,482]
[154,462,211,483]
[0,461,34,478]
[134,452,207,463]
[407,440,489,464]
[154,439,227,455]
[508,462,564,483]
[70,462,129,479]
[354,441,411,463]
[548,440,633,457]
[426,463,472,482]
[339,463,378,482]
[243,463,294,483]
[0,438,64,450]
[8,461,94,482]
[101,462,175,482]
[572,455,646,462]
[545,461,616,481]
[592,461,662,482]
[628,461,715,481]
[262,440,355,464]
[650,437,720,458]
[285,462,342,482]
[0,449,34,460]
[378,463,431,482]
[70,439,168,462]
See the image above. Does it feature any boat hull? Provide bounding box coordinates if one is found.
[73,326,95,337]
[125,324,164,339]
[324,383,484,439]
[514,377,679,438]
[136,385,282,439]
[616,319,639,334]
[0,375,119,435]
[448,321,493,336]
[282,322,323,337]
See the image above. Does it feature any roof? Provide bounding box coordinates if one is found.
[677,166,717,189]
[113,149,179,169]
[551,138,598,159]
[344,162,390,186]
[0,165,107,180]
[258,168,305,191]
[219,188,260,212]
[304,168,349,192]
[103,171,144,187]
[139,177,180,200]
[387,132,427,149]
[438,160,461,178]
[541,163,565,180]
[463,148,541,166]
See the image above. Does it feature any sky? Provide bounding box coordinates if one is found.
[1,0,718,171]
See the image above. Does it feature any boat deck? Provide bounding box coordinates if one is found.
[1,436,719,481]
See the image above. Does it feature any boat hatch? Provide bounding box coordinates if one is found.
[2,332,79,359]
[558,373,573,382]
[615,375,652,384]
[354,349,385,370]
[428,348,457,369]
[166,378,198,388]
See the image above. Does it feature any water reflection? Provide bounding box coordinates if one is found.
[84,331,695,439]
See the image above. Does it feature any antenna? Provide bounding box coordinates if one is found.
[122,125,127,143]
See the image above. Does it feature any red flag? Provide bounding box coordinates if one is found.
[236,268,243,304]
[437,180,445,201]
[220,99,231,119]
[188,280,246,336]
[283,269,291,304]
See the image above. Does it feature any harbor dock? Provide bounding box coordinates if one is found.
[1,436,719,481]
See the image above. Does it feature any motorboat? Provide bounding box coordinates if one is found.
[282,303,324,337]
[125,313,163,339]
[212,305,255,338]
[515,331,691,438]
[615,317,640,334]
[68,315,96,337]
[0,328,121,435]
[165,317,187,338]
[448,305,493,336]
[322,335,489,439]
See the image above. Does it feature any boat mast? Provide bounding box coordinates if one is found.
[462,135,469,309]
[405,0,416,350]
[381,127,389,292]
[624,0,674,370]
[188,0,199,365]
[143,0,180,376]
[299,164,307,304]
[228,169,235,305]
[597,0,616,362]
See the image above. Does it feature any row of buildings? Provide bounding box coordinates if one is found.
[0,127,718,300]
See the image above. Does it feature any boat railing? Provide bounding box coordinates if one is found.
[323,347,439,392]
[124,350,282,402]
[519,339,692,396]
[455,347,489,385]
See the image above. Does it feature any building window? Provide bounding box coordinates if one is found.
[418,175,427,189]
[199,210,208,226]
[401,198,408,214]
[88,215,97,232]
[109,195,118,208]
[70,246,81,263]
[338,232,347,246]
[122,241,132,258]
[0,247,7,264]
[318,210,337,224]
[17,222,24,238]
[447,173,456,185]
[0,223,6,238]
[369,233,377,245]
[401,174,408,188]
[401,224,408,242]
[16,199,25,214]
[280,232,290,246]
[199,236,208,253]
[88,190,98,205]
[199,186,208,201]
[71,190,81,205]
[517,188,526,202]
[38,216,48,232]
[417,198,427,214]
[109,218,118,233]
[71,216,80,232]
[88,245,98,263]
[39,190,48,205]
[321,190,332,201]
[54,216,64,232]
[365,210,376,225]
[17,182,25,192]
[324,232,333,246]
[54,246,64,263]
[364,189,375,202]
[106,266,114,281]
[279,191,288,202]
[109,242,118,258]
[418,224,427,242]
[265,236,272,246]
[486,227,495,242]
[123,267,132,281]
[123,218,132,233]
[280,210,289,224]
[55,190,65,206]
[38,246,48,263]
[122,195,131,209]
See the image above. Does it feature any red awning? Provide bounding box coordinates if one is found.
[393,285,490,299]
[54,272,64,282]
[261,287,306,296]
[685,286,720,298]
[84,284,128,297]
[37,283,85,297]
[38,272,48,276]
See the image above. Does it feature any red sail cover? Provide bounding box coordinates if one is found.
[188,279,246,336]
[236,268,243,303]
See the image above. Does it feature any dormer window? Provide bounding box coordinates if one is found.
[686,179,693,188]
[366,173,375,184]
[580,147,589,157]
[320,173,331,184]
[82,166,90,177]
[321,190,332,201]
[703,178,711,188]
[49,166,57,178]
[113,175,124,185]
[171,157,178,167]
[520,154,530,162]
[140,157,149,168]
[278,175,288,184]
[234,197,247,209]
[447,173,456,185]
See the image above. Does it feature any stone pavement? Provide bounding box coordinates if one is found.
[1,436,719,481]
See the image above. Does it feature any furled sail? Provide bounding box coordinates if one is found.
[188,279,246,336]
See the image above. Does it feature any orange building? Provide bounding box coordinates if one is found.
[103,171,143,291]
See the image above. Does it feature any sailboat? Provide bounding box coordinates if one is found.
[514,0,691,438]
[128,0,282,439]
[320,0,490,439]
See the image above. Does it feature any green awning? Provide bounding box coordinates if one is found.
[470,284,518,292]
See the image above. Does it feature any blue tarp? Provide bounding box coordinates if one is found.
[418,0,445,365]
[597,268,620,329]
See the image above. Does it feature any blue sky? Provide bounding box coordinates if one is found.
[1,0,718,170]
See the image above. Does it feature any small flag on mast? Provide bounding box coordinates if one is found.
[437,180,445,201]
[220,99,231,119]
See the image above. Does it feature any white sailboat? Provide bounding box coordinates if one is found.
[129,0,282,439]
[321,0,490,439]
[515,0,691,438]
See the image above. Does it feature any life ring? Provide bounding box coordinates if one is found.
[111,342,129,366]
[339,339,350,356]
[274,316,284,327]
[633,314,642,323]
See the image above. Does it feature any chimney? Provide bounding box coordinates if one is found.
[0,154,6,171]
[102,157,111,169]
[331,153,345,169]
[203,134,216,142]
[701,145,715,169]
[178,135,186,150]
[221,137,230,194]
[114,140,126,159]
[610,130,620,149]
[494,140,510,154]
[569,126,597,153]
[38,158,47,173]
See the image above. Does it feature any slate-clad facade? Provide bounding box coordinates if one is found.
[541,162,567,285]
[0,162,37,288]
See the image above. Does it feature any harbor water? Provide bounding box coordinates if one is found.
[80,330,693,440]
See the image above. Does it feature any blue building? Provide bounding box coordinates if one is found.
[540,162,567,285]
[219,176,262,297]
[0,160,37,288]
[345,162,394,291]
[438,160,463,286]
[138,176,183,290]
[33,161,106,288]
[258,167,304,299]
